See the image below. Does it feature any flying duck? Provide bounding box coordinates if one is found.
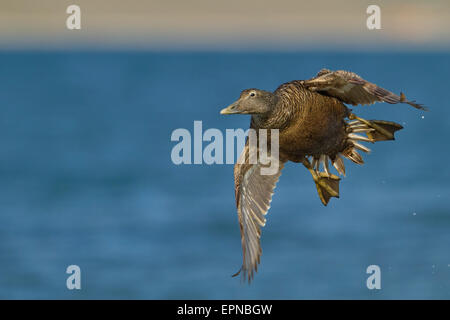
[220,68,426,282]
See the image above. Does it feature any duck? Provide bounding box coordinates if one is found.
[220,68,426,283]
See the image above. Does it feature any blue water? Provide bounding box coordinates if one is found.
[0,51,448,299]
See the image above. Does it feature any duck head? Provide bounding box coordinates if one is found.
[220,89,278,115]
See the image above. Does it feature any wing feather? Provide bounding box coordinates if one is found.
[233,144,284,282]
[302,69,427,110]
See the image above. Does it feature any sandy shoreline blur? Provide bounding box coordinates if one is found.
[0,0,449,50]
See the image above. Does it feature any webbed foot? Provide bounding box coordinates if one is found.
[302,158,341,206]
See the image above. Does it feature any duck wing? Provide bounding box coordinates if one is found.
[302,69,427,110]
[233,143,284,283]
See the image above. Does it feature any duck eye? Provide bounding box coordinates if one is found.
[250,92,256,97]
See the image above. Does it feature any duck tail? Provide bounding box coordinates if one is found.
[343,115,404,165]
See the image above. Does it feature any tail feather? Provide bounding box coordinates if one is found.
[342,146,364,164]
[331,154,346,176]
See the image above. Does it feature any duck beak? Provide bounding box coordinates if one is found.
[220,101,240,115]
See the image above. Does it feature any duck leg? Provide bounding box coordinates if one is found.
[348,113,403,141]
[302,157,340,206]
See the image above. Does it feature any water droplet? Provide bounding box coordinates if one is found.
[413,212,417,216]
[421,115,425,119]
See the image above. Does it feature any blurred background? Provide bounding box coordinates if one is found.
[1,0,450,50]
[0,0,449,299]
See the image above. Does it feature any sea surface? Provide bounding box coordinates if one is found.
[0,51,448,299]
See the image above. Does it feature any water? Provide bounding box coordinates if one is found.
[0,51,448,299]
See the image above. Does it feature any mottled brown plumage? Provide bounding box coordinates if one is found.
[220,68,426,283]
[303,69,427,110]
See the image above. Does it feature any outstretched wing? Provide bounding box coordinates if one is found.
[302,69,427,110]
[233,143,284,283]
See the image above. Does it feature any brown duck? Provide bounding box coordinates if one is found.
[220,69,426,283]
